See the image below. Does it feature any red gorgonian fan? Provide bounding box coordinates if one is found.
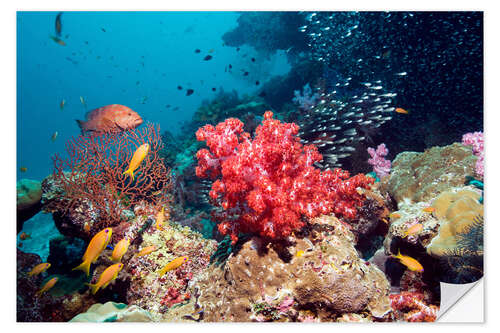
[51,123,171,231]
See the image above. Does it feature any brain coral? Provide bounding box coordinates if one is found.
[380,143,476,203]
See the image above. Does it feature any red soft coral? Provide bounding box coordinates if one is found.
[196,111,374,244]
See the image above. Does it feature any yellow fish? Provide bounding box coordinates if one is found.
[111,237,130,262]
[296,250,304,258]
[135,245,157,257]
[389,212,401,220]
[123,143,150,181]
[37,276,59,296]
[159,256,188,276]
[392,250,424,272]
[20,166,27,172]
[156,207,166,230]
[73,227,112,276]
[404,223,423,238]
[422,207,435,213]
[28,263,51,277]
[86,263,123,295]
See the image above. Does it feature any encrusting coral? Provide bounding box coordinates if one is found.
[193,215,391,322]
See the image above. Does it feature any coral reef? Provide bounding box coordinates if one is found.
[123,220,217,320]
[17,178,42,232]
[194,215,391,322]
[70,302,153,322]
[196,111,374,243]
[379,143,477,203]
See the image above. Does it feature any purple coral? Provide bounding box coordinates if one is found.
[462,131,484,177]
[367,143,391,178]
[292,83,319,111]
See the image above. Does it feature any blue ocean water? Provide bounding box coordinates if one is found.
[17,12,290,181]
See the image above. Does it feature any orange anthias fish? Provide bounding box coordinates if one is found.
[20,232,31,240]
[49,35,66,46]
[159,256,188,276]
[389,212,401,220]
[422,207,435,213]
[73,228,112,276]
[392,250,424,272]
[37,277,59,296]
[156,207,166,230]
[123,143,150,181]
[135,245,157,257]
[395,107,409,114]
[86,263,123,295]
[76,104,143,135]
[111,237,130,262]
[60,99,65,110]
[28,263,51,277]
[20,166,28,172]
[404,223,423,238]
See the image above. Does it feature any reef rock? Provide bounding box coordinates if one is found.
[379,143,476,203]
[70,302,153,322]
[17,178,42,232]
[194,215,391,322]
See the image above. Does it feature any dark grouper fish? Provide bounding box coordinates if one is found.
[76,104,143,135]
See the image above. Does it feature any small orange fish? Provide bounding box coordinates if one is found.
[76,104,142,135]
[60,99,65,110]
[422,207,435,213]
[20,167,27,172]
[37,276,59,296]
[86,263,123,294]
[156,207,166,230]
[83,222,91,233]
[135,245,157,257]
[111,237,130,262]
[20,232,31,240]
[395,107,409,114]
[159,256,188,276]
[392,250,424,272]
[404,223,423,237]
[389,212,401,220]
[73,228,112,276]
[123,143,150,181]
[28,263,51,277]
[50,35,66,46]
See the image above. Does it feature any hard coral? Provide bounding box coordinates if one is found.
[195,111,374,244]
[389,291,438,322]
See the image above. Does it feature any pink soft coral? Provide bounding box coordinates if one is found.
[195,111,374,244]
[462,131,484,178]
[367,143,391,178]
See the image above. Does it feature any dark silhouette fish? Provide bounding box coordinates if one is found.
[55,12,63,37]
[243,72,249,76]
[186,89,194,96]
[195,49,201,53]
[212,87,216,91]
[203,55,212,61]
[177,85,183,90]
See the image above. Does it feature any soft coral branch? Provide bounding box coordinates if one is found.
[195,111,374,244]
